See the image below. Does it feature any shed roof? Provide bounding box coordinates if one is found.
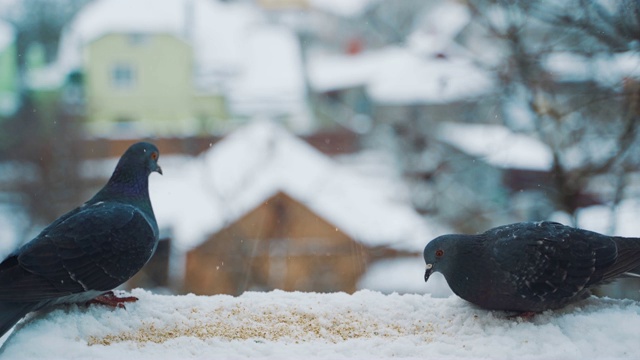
[152,120,445,252]
[308,46,494,104]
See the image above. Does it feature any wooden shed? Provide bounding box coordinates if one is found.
[184,191,369,295]
[150,121,438,295]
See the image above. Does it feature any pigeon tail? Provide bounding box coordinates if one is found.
[0,301,37,339]
[605,237,640,280]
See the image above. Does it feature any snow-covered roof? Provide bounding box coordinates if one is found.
[227,25,307,120]
[308,0,377,17]
[0,20,13,52]
[151,120,444,252]
[308,47,494,104]
[36,0,307,118]
[57,0,259,76]
[408,1,471,57]
[306,1,492,104]
[544,52,640,87]
[2,288,639,359]
[437,122,553,171]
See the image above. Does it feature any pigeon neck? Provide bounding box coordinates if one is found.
[92,166,152,209]
[442,236,496,304]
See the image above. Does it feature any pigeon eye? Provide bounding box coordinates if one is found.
[150,152,158,161]
[435,249,444,257]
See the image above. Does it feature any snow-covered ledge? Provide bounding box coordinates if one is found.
[1,289,638,359]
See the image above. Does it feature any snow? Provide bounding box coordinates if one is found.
[367,50,494,104]
[307,50,380,92]
[308,0,377,17]
[36,0,307,120]
[409,1,471,57]
[228,25,307,121]
[570,198,640,237]
[1,289,639,359]
[0,205,25,258]
[437,122,554,171]
[0,20,13,52]
[308,47,494,104]
[56,0,186,77]
[59,0,260,79]
[151,120,443,252]
[544,52,640,88]
[306,2,491,104]
[357,257,453,298]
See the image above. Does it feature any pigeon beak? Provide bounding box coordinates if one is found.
[424,263,433,282]
[154,164,163,175]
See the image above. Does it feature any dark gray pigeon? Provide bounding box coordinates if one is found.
[423,221,640,312]
[0,142,162,338]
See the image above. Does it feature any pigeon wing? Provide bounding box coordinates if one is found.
[491,222,617,302]
[0,202,157,302]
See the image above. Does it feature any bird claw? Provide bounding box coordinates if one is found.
[507,311,537,320]
[87,291,138,309]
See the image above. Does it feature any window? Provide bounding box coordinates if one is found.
[111,63,136,90]
[128,33,150,46]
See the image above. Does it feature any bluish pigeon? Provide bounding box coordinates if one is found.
[0,142,162,338]
[424,221,640,312]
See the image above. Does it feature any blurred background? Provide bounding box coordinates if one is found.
[0,0,639,299]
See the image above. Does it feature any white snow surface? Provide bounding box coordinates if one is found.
[437,122,553,171]
[308,0,377,17]
[408,1,471,58]
[308,47,494,104]
[151,121,443,252]
[1,289,638,359]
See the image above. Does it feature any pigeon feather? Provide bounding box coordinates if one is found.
[424,221,640,312]
[0,142,162,338]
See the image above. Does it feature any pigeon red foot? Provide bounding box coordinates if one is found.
[87,291,138,309]
[508,311,537,320]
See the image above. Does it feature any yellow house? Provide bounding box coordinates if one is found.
[85,32,227,135]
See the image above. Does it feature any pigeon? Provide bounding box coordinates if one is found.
[423,221,640,312]
[0,142,162,338]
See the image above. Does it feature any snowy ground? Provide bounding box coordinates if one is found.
[1,289,638,359]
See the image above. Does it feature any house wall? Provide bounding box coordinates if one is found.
[85,33,219,135]
[184,192,368,295]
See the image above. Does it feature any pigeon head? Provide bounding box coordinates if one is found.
[423,234,467,283]
[112,142,162,179]
[91,142,162,204]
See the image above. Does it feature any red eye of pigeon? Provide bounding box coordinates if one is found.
[435,249,444,257]
[151,151,158,161]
